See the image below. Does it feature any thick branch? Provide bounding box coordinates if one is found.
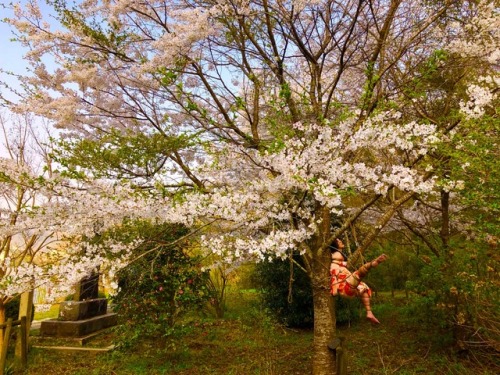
[349,189,415,266]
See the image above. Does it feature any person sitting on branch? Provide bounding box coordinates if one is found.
[329,238,387,324]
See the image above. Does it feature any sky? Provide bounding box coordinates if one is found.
[1,2,31,157]
[0,1,58,103]
[0,2,61,158]
[0,4,28,102]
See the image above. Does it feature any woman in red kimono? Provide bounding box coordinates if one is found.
[330,238,387,324]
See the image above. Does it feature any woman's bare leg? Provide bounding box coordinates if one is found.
[347,254,388,324]
[358,254,388,278]
[345,254,388,286]
[360,291,380,324]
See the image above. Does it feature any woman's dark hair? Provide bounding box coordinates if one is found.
[329,241,338,252]
[329,239,348,260]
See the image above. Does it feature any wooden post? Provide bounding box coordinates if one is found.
[19,316,27,369]
[335,336,347,375]
[15,291,33,355]
[15,291,33,371]
[18,291,33,340]
[0,318,13,375]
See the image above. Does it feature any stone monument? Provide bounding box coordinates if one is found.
[40,271,117,338]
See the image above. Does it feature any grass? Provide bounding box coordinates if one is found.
[11,291,499,375]
[23,292,312,375]
[33,304,59,321]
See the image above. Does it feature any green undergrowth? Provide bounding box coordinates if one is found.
[18,291,499,374]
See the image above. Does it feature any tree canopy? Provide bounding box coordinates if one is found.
[1,1,498,373]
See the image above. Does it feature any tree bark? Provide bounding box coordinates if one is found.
[311,248,336,375]
[440,190,450,254]
[0,302,5,353]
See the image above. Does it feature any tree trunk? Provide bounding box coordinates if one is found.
[440,190,450,253]
[0,302,5,353]
[311,248,336,375]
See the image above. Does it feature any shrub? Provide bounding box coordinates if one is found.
[110,222,212,345]
[5,297,21,320]
[334,295,361,326]
[253,254,361,327]
[253,255,313,328]
[5,296,35,321]
[403,241,499,362]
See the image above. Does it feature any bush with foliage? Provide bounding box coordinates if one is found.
[109,222,212,344]
[334,296,361,326]
[5,296,34,321]
[5,297,21,320]
[253,255,314,328]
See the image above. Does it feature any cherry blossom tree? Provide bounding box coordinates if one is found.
[0,111,146,349]
[0,112,67,348]
[3,0,498,372]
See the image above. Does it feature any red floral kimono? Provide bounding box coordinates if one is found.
[330,261,372,298]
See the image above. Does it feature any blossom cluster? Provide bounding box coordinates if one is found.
[0,154,157,301]
[165,113,443,262]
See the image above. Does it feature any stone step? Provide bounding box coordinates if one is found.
[40,313,118,337]
[75,327,114,346]
[32,344,115,352]
[36,326,115,347]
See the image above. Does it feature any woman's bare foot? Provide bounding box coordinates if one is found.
[366,310,380,324]
[371,254,388,268]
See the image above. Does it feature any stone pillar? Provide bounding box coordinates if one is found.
[59,270,105,321]
[74,271,99,301]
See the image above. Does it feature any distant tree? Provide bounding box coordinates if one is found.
[0,112,143,348]
[379,4,499,356]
